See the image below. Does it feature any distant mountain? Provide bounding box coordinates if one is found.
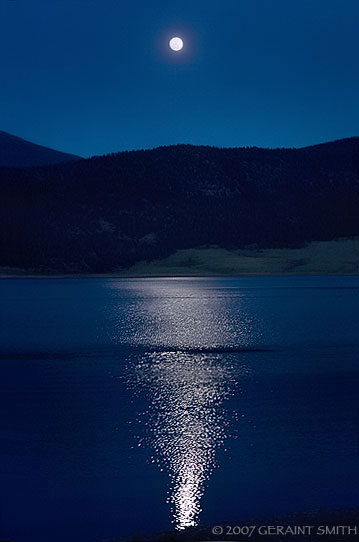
[0,137,359,273]
[0,130,80,167]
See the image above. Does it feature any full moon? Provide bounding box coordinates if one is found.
[169,37,184,52]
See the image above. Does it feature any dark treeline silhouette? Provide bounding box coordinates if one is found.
[0,138,359,272]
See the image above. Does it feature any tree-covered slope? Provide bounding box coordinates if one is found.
[0,138,358,272]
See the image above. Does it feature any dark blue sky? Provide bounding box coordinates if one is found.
[1,0,358,157]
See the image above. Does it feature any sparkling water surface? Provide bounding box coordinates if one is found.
[0,276,359,541]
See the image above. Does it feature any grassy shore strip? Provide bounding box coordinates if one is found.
[1,238,359,277]
[121,238,359,276]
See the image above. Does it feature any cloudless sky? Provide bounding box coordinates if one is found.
[0,0,359,157]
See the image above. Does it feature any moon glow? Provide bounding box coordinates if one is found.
[169,37,184,52]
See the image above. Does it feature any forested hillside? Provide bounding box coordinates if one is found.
[1,138,358,273]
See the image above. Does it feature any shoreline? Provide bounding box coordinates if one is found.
[2,271,359,279]
[2,238,359,278]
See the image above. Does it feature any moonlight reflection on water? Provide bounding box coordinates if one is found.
[113,279,255,529]
[128,351,247,530]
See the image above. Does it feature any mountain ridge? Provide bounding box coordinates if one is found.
[86,136,359,161]
[0,130,80,167]
[2,134,359,170]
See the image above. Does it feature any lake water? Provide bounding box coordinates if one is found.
[0,276,359,541]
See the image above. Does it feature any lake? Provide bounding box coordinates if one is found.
[0,276,359,541]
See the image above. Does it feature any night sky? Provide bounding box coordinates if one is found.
[1,0,359,157]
